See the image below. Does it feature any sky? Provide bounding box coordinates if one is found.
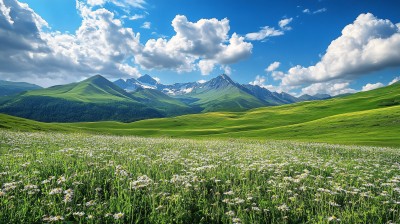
[1,0,400,96]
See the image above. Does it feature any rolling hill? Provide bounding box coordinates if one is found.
[1,82,399,146]
[0,80,42,96]
[0,75,163,122]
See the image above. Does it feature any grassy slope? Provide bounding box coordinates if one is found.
[24,75,135,103]
[189,85,266,112]
[1,83,399,146]
[0,80,42,96]
[131,88,197,112]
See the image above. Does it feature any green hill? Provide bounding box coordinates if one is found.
[0,75,163,122]
[1,82,399,146]
[23,75,135,103]
[0,80,42,96]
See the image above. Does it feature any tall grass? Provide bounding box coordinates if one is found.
[0,130,399,223]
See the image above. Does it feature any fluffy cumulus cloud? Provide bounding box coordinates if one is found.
[266,61,280,72]
[249,75,266,86]
[0,0,252,85]
[135,15,252,75]
[0,0,143,86]
[361,82,385,91]
[301,81,356,96]
[281,13,400,87]
[249,13,400,96]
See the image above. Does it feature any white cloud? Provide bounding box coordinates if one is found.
[135,15,252,75]
[198,60,216,75]
[129,14,145,20]
[86,0,106,6]
[266,61,280,72]
[221,65,232,75]
[246,18,293,41]
[0,0,13,24]
[389,76,400,85]
[249,75,266,86]
[153,76,160,82]
[245,26,283,41]
[86,0,146,8]
[313,8,327,14]
[271,71,285,80]
[301,81,356,96]
[0,0,142,86]
[281,13,400,87]
[303,8,327,14]
[141,21,151,29]
[279,18,293,30]
[248,75,292,93]
[197,79,207,84]
[361,82,385,91]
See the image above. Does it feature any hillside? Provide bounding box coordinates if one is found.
[1,82,399,146]
[130,87,201,115]
[0,75,163,122]
[185,74,267,112]
[0,80,42,96]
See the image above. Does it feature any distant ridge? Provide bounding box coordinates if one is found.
[0,80,42,96]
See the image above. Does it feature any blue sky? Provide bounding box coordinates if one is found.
[1,0,400,96]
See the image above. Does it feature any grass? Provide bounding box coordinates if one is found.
[0,130,399,223]
[0,83,399,146]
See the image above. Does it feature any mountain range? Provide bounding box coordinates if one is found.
[0,74,332,122]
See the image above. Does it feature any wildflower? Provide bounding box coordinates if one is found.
[73,212,85,217]
[86,215,94,220]
[57,176,66,184]
[277,203,289,212]
[328,215,341,222]
[63,193,73,203]
[223,190,234,195]
[225,210,235,217]
[0,191,5,197]
[113,213,124,220]
[329,201,341,207]
[64,188,74,195]
[232,217,241,224]
[48,216,64,222]
[252,206,261,211]
[49,188,63,195]
[86,200,96,207]
[130,175,153,189]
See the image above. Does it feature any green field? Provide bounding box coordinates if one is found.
[1,82,399,146]
[1,130,399,223]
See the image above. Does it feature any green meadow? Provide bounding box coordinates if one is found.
[1,131,400,223]
[1,82,399,146]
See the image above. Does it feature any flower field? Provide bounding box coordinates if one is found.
[0,130,399,223]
